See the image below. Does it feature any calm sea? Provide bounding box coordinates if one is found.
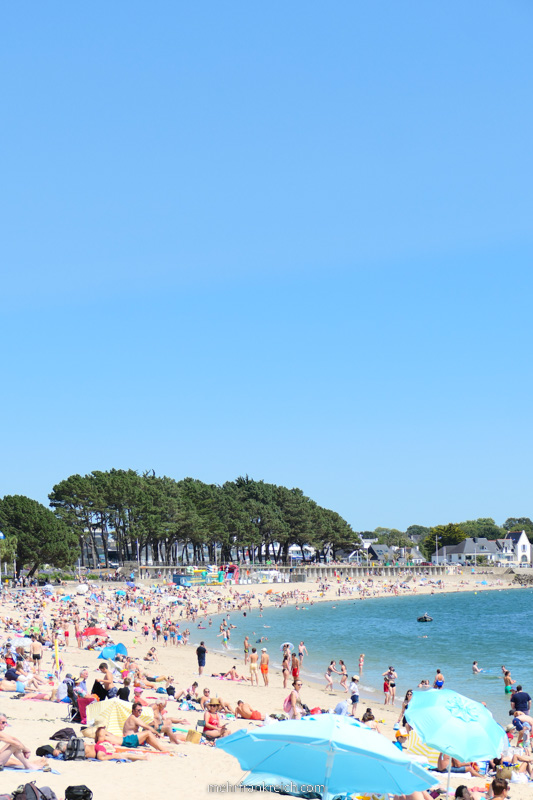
[192,587,532,725]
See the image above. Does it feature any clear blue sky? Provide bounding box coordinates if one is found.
[2,2,532,531]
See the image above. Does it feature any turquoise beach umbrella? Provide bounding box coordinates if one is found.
[405,689,506,795]
[217,714,436,800]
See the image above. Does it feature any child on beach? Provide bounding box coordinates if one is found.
[349,675,359,716]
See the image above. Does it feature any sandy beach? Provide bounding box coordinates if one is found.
[0,571,525,800]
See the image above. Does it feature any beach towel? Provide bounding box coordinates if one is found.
[3,767,61,775]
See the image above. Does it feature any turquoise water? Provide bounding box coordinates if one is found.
[194,588,533,724]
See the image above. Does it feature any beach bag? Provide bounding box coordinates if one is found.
[64,737,86,760]
[496,765,514,780]
[12,784,58,800]
[65,787,93,800]
[283,695,292,713]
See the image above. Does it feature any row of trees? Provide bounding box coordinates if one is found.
[1,467,531,573]
[48,471,357,567]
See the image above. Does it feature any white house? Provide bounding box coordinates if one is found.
[497,531,531,565]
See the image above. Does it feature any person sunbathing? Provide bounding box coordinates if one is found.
[144,647,159,662]
[150,699,187,744]
[176,682,199,702]
[437,753,483,777]
[235,700,264,721]
[52,739,96,759]
[223,666,249,682]
[94,727,147,761]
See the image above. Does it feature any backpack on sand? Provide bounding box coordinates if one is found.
[64,738,86,760]
[12,783,58,800]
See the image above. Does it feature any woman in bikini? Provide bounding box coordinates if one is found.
[324,660,340,692]
[282,652,291,689]
[339,660,348,693]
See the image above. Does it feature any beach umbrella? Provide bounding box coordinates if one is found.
[280,642,294,652]
[85,697,154,736]
[44,584,54,591]
[217,714,436,800]
[76,584,89,595]
[405,689,506,795]
[60,595,71,602]
[83,627,107,636]
[116,589,126,596]
[126,581,135,588]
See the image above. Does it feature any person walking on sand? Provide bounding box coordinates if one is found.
[249,647,259,686]
[196,641,207,675]
[324,660,340,692]
[260,648,269,686]
[349,675,360,716]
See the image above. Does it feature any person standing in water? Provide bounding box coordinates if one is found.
[359,654,365,673]
[298,642,308,665]
[434,668,445,689]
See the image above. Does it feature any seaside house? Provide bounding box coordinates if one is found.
[495,531,531,565]
[396,546,425,565]
[367,544,394,564]
[431,537,500,565]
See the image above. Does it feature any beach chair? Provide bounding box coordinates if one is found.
[66,684,82,724]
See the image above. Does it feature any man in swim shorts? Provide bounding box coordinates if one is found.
[121,703,169,751]
[260,648,269,687]
[434,668,444,689]
[249,648,259,686]
[236,700,264,721]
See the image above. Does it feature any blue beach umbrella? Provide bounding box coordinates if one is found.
[217,714,436,800]
[116,589,126,596]
[405,689,506,794]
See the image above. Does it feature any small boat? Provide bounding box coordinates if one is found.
[417,613,433,622]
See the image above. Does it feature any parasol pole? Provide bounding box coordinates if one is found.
[54,638,59,675]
